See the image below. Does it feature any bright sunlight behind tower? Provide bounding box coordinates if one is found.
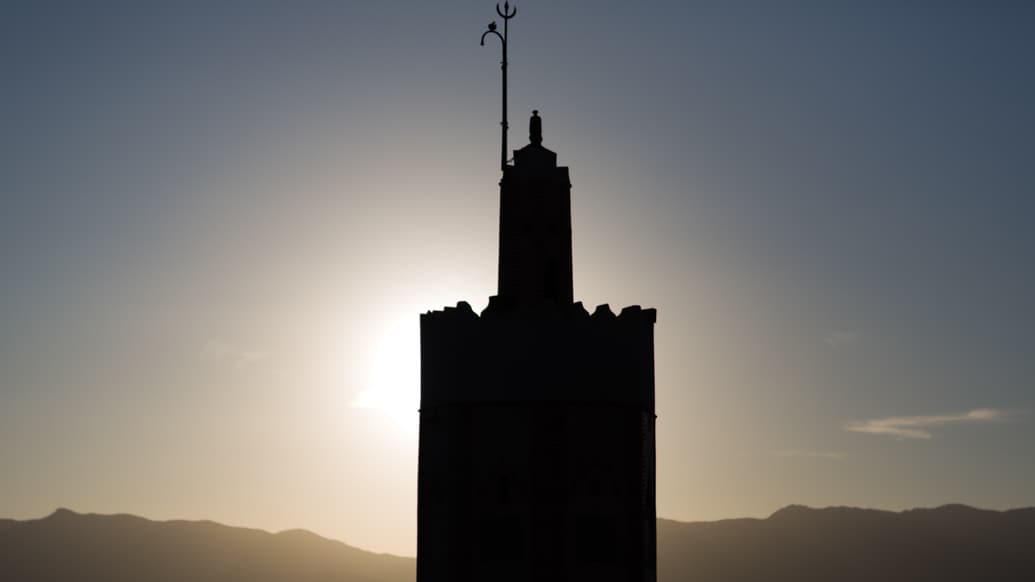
[355,318,421,435]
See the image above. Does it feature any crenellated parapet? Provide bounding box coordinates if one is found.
[420,298,656,412]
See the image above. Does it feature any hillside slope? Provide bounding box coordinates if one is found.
[658,504,1035,582]
[0,508,413,582]
[2,504,1033,581]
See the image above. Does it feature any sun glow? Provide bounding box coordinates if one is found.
[354,317,421,434]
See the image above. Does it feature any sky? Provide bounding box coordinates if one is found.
[2,0,1034,557]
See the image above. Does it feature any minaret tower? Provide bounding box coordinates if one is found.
[417,7,656,582]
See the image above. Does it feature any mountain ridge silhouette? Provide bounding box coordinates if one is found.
[658,503,1035,581]
[2,504,1033,581]
[0,507,413,582]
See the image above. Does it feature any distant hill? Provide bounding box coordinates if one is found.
[0,508,413,582]
[2,504,1034,581]
[658,504,1035,582]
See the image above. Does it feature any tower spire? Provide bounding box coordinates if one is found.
[480,3,517,172]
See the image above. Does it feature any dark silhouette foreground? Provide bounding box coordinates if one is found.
[418,110,657,582]
[422,6,656,579]
[3,505,1033,582]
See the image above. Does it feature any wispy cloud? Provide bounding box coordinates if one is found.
[201,339,267,369]
[824,330,860,347]
[772,449,845,460]
[844,408,1020,440]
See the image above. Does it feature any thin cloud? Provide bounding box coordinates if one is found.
[201,339,267,369]
[844,408,1020,440]
[824,330,860,347]
[772,449,845,460]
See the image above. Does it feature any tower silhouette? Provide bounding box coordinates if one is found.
[417,109,658,582]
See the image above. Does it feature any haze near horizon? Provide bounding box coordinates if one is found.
[2,1,1034,556]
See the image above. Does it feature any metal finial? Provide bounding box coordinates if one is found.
[481,3,517,172]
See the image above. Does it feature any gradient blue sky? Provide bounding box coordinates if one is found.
[2,0,1034,556]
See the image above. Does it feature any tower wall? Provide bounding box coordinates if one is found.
[497,158,573,305]
[417,302,657,582]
